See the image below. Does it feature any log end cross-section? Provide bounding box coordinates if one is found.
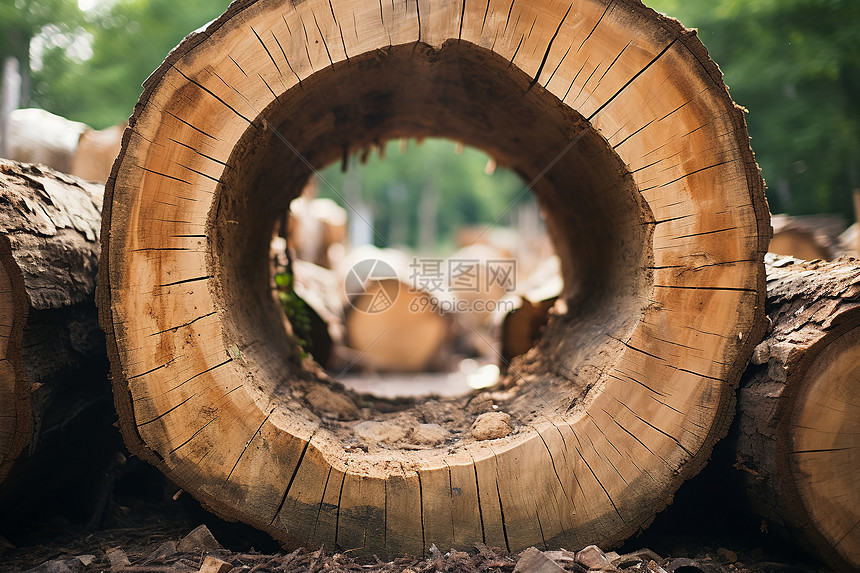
[99,0,770,557]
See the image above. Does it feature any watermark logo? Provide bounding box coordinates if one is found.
[346,257,518,315]
[409,258,517,297]
[344,259,400,313]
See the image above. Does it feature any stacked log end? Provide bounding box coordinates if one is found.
[737,255,860,572]
[0,159,104,485]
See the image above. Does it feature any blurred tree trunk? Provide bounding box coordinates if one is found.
[0,56,22,158]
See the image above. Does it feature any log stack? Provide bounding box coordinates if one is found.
[97,0,768,558]
[737,255,860,572]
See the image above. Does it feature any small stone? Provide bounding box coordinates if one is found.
[75,555,96,567]
[411,423,450,445]
[470,411,512,441]
[354,420,408,444]
[575,545,617,571]
[197,555,233,573]
[513,547,566,573]
[106,547,131,568]
[716,548,738,563]
[177,525,223,553]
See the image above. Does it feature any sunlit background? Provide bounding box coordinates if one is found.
[1,0,858,227]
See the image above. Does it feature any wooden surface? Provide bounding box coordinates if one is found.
[0,160,103,484]
[737,255,860,572]
[99,0,769,557]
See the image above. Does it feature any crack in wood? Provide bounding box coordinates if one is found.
[163,110,219,140]
[568,424,625,522]
[170,64,252,124]
[137,393,196,427]
[273,27,303,89]
[271,433,313,525]
[168,138,227,166]
[588,38,678,121]
[309,464,332,542]
[168,358,232,392]
[149,311,217,337]
[417,470,426,557]
[529,3,572,90]
[577,0,614,54]
[333,468,347,550]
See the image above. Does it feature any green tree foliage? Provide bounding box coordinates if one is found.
[650,0,860,217]
[6,0,858,219]
[0,0,84,106]
[316,139,531,252]
[28,0,228,128]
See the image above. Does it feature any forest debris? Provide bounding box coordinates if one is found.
[470,412,513,441]
[542,550,578,567]
[513,547,566,573]
[196,555,232,573]
[23,557,86,573]
[144,541,177,563]
[176,525,222,553]
[576,545,617,571]
[612,549,663,568]
[106,547,131,568]
[665,558,706,572]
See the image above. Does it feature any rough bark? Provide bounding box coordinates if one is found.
[737,255,860,572]
[0,159,104,484]
[98,0,769,558]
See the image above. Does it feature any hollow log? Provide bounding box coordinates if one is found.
[0,160,104,484]
[98,0,769,557]
[737,255,860,572]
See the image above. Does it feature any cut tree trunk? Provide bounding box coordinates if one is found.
[70,123,125,184]
[0,159,104,484]
[768,214,838,262]
[344,277,451,372]
[736,255,860,572]
[337,245,451,372]
[98,0,769,557]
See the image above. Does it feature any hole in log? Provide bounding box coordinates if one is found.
[213,42,653,449]
[101,0,768,555]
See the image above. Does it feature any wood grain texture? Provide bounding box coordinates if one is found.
[737,255,860,573]
[99,0,769,557]
[0,159,103,484]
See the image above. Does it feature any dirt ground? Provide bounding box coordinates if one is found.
[0,451,829,573]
